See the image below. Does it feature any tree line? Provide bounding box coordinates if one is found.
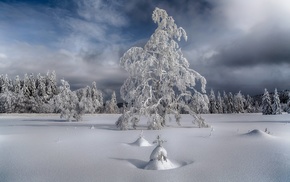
[1,72,289,121]
[0,72,121,121]
[200,89,290,115]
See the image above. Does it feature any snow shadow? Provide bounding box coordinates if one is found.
[111,158,148,169]
[239,129,274,138]
[17,120,119,130]
[111,158,193,170]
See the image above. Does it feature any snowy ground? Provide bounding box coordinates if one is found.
[0,113,290,182]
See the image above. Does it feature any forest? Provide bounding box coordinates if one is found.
[1,72,289,119]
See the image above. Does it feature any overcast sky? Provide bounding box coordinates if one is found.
[1,0,290,100]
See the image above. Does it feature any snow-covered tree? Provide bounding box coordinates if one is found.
[56,79,81,121]
[36,73,47,99]
[47,70,58,96]
[272,88,282,115]
[287,92,290,114]
[116,8,208,130]
[190,92,209,114]
[105,91,119,114]
[216,91,223,114]
[227,92,234,113]
[262,88,272,115]
[234,91,245,113]
[14,75,21,94]
[244,94,254,113]
[208,89,217,114]
[222,91,228,114]
[22,73,30,97]
[91,81,103,113]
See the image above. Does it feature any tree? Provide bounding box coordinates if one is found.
[234,91,245,113]
[272,88,282,115]
[116,8,208,130]
[216,91,223,113]
[287,92,290,114]
[227,92,234,113]
[222,91,228,114]
[105,91,119,114]
[244,94,254,113]
[91,81,103,113]
[208,89,217,114]
[56,79,81,121]
[262,88,272,115]
[190,92,209,114]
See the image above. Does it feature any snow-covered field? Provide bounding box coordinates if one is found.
[0,113,290,182]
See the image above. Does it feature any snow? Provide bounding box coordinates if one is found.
[0,113,290,181]
[130,137,152,147]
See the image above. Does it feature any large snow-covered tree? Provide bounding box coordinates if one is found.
[272,88,282,115]
[116,8,208,130]
[262,88,272,115]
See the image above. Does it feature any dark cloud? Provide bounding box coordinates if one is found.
[211,27,290,68]
[1,0,290,100]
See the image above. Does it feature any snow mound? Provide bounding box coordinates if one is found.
[149,146,167,160]
[130,137,152,147]
[143,145,192,170]
[144,158,179,170]
[242,129,272,138]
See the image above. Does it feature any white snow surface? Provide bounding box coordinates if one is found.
[0,113,290,182]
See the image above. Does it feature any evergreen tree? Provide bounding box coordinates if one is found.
[190,92,209,114]
[287,92,290,114]
[262,88,272,115]
[209,89,217,114]
[91,81,103,113]
[272,88,282,115]
[216,91,223,114]
[227,92,234,113]
[244,94,254,113]
[222,91,228,114]
[106,91,119,114]
[56,79,81,121]
[234,91,245,113]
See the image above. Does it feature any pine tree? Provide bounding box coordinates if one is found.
[272,88,282,115]
[14,75,21,94]
[216,91,223,113]
[106,91,119,113]
[244,95,254,113]
[234,91,245,113]
[262,88,272,115]
[209,89,217,114]
[56,79,81,121]
[287,92,290,114]
[91,81,103,113]
[227,92,234,113]
[116,8,208,130]
[222,91,228,114]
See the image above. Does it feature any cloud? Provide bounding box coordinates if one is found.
[1,0,290,98]
[0,0,130,98]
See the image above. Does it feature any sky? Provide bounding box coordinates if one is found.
[1,0,290,100]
